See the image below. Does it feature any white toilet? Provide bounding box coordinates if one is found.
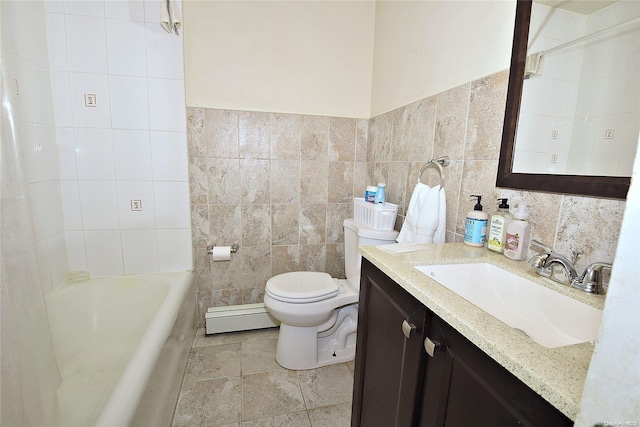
[264,218,399,370]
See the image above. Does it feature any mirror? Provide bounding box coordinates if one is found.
[497,0,636,199]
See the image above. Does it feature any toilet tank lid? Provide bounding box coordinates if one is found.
[343,218,399,240]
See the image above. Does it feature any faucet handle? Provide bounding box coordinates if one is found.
[577,262,613,294]
[571,250,581,265]
[530,239,553,253]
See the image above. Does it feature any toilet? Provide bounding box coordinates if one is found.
[264,218,399,370]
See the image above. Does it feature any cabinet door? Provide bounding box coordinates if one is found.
[352,259,430,427]
[418,316,572,427]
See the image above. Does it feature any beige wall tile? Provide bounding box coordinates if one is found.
[301,115,329,160]
[300,160,329,204]
[272,204,300,245]
[465,70,509,161]
[189,157,208,204]
[270,113,301,160]
[327,162,354,203]
[187,107,206,157]
[329,117,356,161]
[300,204,327,245]
[241,204,271,247]
[271,160,300,204]
[239,111,270,159]
[208,158,241,204]
[240,159,270,204]
[434,83,470,161]
[205,109,239,158]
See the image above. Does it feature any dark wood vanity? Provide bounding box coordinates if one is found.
[351,258,572,427]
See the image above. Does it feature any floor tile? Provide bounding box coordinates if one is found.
[297,364,354,410]
[184,343,242,382]
[307,402,352,427]
[241,410,311,427]
[241,338,281,375]
[194,327,280,348]
[172,377,241,426]
[242,370,306,421]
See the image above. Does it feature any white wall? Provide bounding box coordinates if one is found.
[4,0,68,292]
[369,0,516,116]
[47,0,192,277]
[183,0,376,118]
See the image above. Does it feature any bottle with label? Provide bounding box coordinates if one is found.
[487,198,513,253]
[463,195,489,247]
[365,186,377,203]
[374,182,386,204]
[504,202,531,260]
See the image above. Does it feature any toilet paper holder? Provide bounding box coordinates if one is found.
[207,243,239,255]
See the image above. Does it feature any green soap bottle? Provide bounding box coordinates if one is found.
[487,198,513,253]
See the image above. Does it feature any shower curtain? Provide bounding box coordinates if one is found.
[1,4,62,426]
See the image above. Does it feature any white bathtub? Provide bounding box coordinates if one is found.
[46,271,196,427]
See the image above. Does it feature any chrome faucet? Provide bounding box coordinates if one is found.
[529,240,611,295]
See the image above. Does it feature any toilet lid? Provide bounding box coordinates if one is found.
[266,272,339,303]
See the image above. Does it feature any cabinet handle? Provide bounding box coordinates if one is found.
[424,337,442,357]
[402,320,416,338]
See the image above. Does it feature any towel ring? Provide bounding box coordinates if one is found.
[418,156,450,188]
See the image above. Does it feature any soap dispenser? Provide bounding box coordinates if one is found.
[464,195,489,247]
[504,202,531,260]
[487,198,513,253]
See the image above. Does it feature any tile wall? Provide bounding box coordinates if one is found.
[46,0,192,278]
[367,70,625,271]
[189,69,626,324]
[187,108,368,320]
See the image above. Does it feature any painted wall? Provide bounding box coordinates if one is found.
[46,0,192,277]
[183,1,376,118]
[369,0,516,116]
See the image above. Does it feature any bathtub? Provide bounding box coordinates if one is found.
[46,271,196,427]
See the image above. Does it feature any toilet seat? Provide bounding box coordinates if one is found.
[266,272,338,303]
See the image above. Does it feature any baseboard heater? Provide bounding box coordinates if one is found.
[205,303,280,335]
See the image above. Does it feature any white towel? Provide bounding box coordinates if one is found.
[397,183,446,244]
[161,0,182,35]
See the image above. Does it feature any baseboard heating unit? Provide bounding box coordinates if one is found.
[205,303,280,335]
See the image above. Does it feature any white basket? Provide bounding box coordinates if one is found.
[353,198,398,230]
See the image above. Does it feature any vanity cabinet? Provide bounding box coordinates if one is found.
[352,259,571,427]
[352,258,430,426]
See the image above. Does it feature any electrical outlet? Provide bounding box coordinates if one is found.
[551,154,558,163]
[551,130,558,140]
[130,200,142,211]
[604,129,615,139]
[84,93,97,107]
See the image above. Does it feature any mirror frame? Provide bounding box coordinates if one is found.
[497,0,631,200]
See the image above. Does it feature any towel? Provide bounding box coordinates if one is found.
[161,0,182,35]
[397,182,446,244]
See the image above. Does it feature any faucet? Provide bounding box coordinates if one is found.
[529,240,611,295]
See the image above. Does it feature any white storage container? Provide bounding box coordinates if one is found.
[353,198,398,230]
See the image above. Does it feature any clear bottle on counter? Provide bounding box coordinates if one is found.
[374,183,386,204]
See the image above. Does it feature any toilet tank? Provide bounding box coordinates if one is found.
[343,218,399,289]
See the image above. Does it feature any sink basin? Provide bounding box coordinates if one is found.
[414,263,602,348]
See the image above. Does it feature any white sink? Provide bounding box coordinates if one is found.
[414,263,602,348]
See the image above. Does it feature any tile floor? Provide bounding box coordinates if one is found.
[172,327,354,427]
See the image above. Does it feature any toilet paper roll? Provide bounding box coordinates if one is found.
[211,246,232,262]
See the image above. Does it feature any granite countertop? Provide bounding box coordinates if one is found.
[359,242,606,421]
